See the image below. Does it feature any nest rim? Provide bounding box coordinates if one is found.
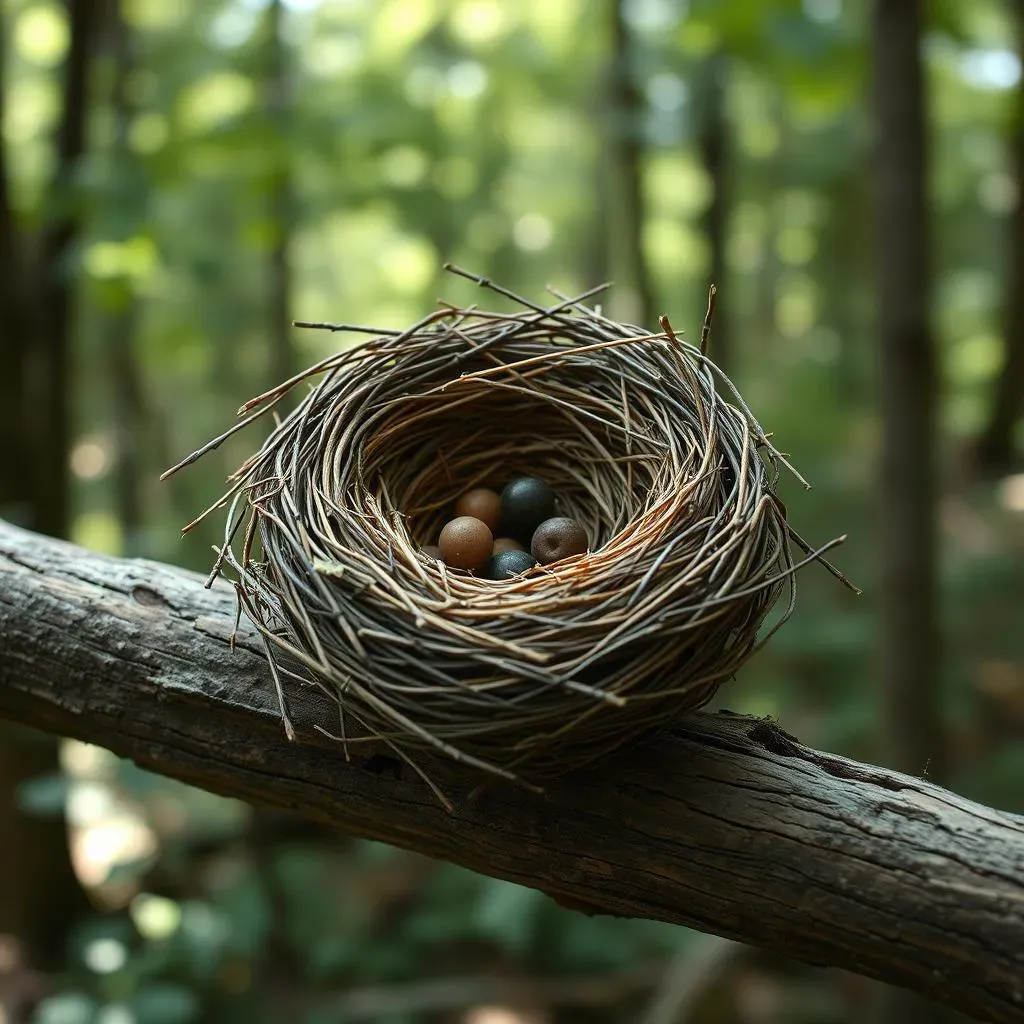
[166,268,854,802]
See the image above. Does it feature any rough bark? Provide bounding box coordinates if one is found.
[873,0,943,781]
[0,521,1022,1022]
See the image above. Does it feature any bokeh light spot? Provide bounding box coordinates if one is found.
[513,213,553,251]
[83,938,127,975]
[14,4,68,67]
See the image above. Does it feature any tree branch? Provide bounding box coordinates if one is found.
[0,520,1022,1022]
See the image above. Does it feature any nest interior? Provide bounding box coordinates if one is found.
[170,272,850,797]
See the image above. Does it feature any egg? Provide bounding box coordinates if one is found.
[482,548,536,580]
[530,517,588,565]
[421,544,442,561]
[492,537,525,554]
[454,487,501,530]
[438,516,493,571]
[499,476,555,541]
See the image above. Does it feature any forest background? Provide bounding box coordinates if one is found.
[1,0,1022,1022]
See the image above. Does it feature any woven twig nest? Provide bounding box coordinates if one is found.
[169,269,852,800]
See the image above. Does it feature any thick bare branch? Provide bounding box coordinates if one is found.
[0,520,1022,1022]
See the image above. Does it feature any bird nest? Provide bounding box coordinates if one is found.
[167,268,853,803]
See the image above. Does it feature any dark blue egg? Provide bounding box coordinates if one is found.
[482,548,536,581]
[499,476,555,541]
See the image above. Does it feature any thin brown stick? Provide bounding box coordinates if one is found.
[700,283,717,357]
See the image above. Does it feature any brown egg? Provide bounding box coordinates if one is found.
[530,517,588,565]
[453,487,501,530]
[421,544,442,561]
[439,516,493,571]
[492,537,525,554]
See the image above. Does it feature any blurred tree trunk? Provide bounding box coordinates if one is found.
[0,728,88,976]
[584,69,611,293]
[37,0,96,540]
[873,1,946,1021]
[106,0,145,556]
[104,0,189,557]
[753,89,783,352]
[584,157,612,293]
[698,53,731,376]
[608,0,655,328]
[110,302,144,555]
[251,9,302,997]
[0,0,98,982]
[974,0,1024,477]
[265,0,293,391]
[0,29,36,530]
[873,0,944,783]
[832,169,874,403]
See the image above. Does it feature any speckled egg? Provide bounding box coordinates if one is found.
[438,516,493,571]
[482,548,536,581]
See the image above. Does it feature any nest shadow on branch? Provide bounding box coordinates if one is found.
[165,266,855,805]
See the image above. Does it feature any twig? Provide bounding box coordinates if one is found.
[700,283,717,356]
